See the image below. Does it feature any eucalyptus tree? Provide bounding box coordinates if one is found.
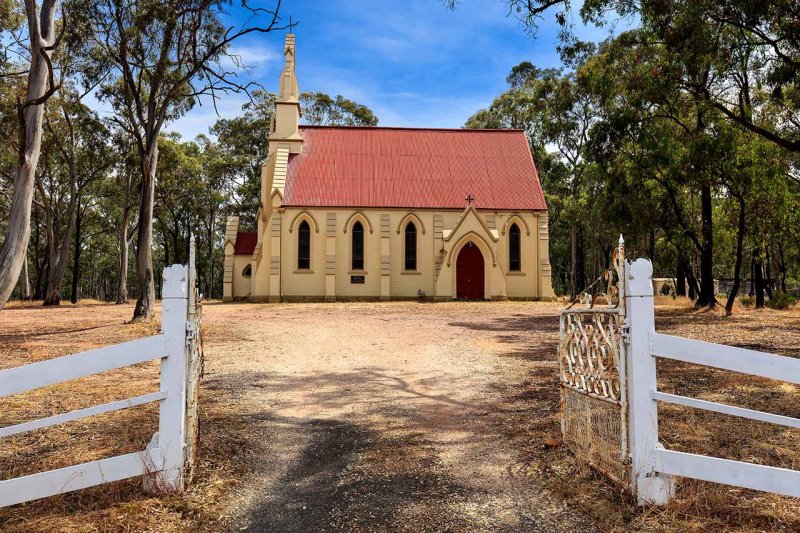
[86,0,291,320]
[108,128,139,304]
[210,91,274,230]
[300,92,378,126]
[0,0,62,310]
[467,60,600,298]
[467,0,800,156]
[37,96,111,305]
[580,27,731,306]
[582,0,800,154]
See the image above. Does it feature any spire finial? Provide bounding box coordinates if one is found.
[278,33,298,101]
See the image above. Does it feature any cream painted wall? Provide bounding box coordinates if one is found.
[227,207,552,301]
[232,255,253,298]
[280,210,326,297]
[225,207,553,301]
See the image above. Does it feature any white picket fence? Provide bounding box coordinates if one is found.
[624,258,800,505]
[0,261,202,508]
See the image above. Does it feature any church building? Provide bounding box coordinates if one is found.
[223,35,555,302]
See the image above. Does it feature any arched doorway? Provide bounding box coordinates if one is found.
[456,241,485,300]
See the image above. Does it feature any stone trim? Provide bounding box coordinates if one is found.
[380,214,390,238]
[326,212,336,237]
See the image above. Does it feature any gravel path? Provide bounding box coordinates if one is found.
[201,301,596,532]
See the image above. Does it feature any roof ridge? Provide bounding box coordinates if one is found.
[298,125,525,133]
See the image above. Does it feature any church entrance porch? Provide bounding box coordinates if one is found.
[456,241,485,300]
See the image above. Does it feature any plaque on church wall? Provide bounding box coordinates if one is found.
[350,275,365,284]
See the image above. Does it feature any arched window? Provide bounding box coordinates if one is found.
[352,221,364,270]
[298,220,311,270]
[509,223,521,271]
[404,222,417,271]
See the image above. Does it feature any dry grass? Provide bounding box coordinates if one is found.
[0,304,247,533]
[0,300,797,532]
[499,303,800,533]
[653,295,696,308]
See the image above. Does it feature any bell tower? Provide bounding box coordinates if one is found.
[269,34,303,154]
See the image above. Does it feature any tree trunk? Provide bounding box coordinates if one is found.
[116,169,134,304]
[570,222,577,300]
[696,183,715,307]
[764,246,774,299]
[116,207,130,304]
[725,196,746,316]
[70,201,81,304]
[675,252,687,297]
[133,144,158,320]
[19,251,31,300]
[686,264,700,301]
[576,229,587,293]
[0,0,60,310]
[777,241,787,292]
[207,214,215,299]
[43,185,79,306]
[754,246,765,308]
[34,244,46,300]
[41,199,57,305]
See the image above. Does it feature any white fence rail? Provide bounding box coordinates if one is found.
[624,258,800,505]
[0,259,202,508]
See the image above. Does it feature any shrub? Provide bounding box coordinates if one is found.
[740,295,754,307]
[767,292,797,310]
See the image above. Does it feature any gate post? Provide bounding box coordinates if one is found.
[625,258,674,505]
[158,264,189,492]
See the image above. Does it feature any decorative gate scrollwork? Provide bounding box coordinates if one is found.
[560,311,624,401]
[558,236,629,484]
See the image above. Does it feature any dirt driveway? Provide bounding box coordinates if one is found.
[203,301,593,532]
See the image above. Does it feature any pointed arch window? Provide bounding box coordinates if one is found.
[352,221,364,270]
[509,223,521,272]
[298,220,311,270]
[404,222,417,271]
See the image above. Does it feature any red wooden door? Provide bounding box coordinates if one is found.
[456,241,485,300]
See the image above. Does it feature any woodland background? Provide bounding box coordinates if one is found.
[1,0,798,317]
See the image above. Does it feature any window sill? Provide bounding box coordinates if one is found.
[293,269,314,274]
[348,270,368,275]
[506,271,526,276]
[401,270,422,275]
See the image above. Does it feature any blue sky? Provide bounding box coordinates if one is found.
[172,0,630,140]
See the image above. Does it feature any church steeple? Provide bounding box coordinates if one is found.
[269,33,303,153]
[278,34,299,102]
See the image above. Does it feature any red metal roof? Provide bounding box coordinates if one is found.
[234,232,257,255]
[282,126,547,210]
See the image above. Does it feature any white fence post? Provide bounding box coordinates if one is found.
[157,264,189,492]
[625,258,674,505]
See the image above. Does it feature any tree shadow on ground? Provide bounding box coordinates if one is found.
[0,323,118,343]
[207,366,482,413]
[232,412,483,532]
[209,365,579,532]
